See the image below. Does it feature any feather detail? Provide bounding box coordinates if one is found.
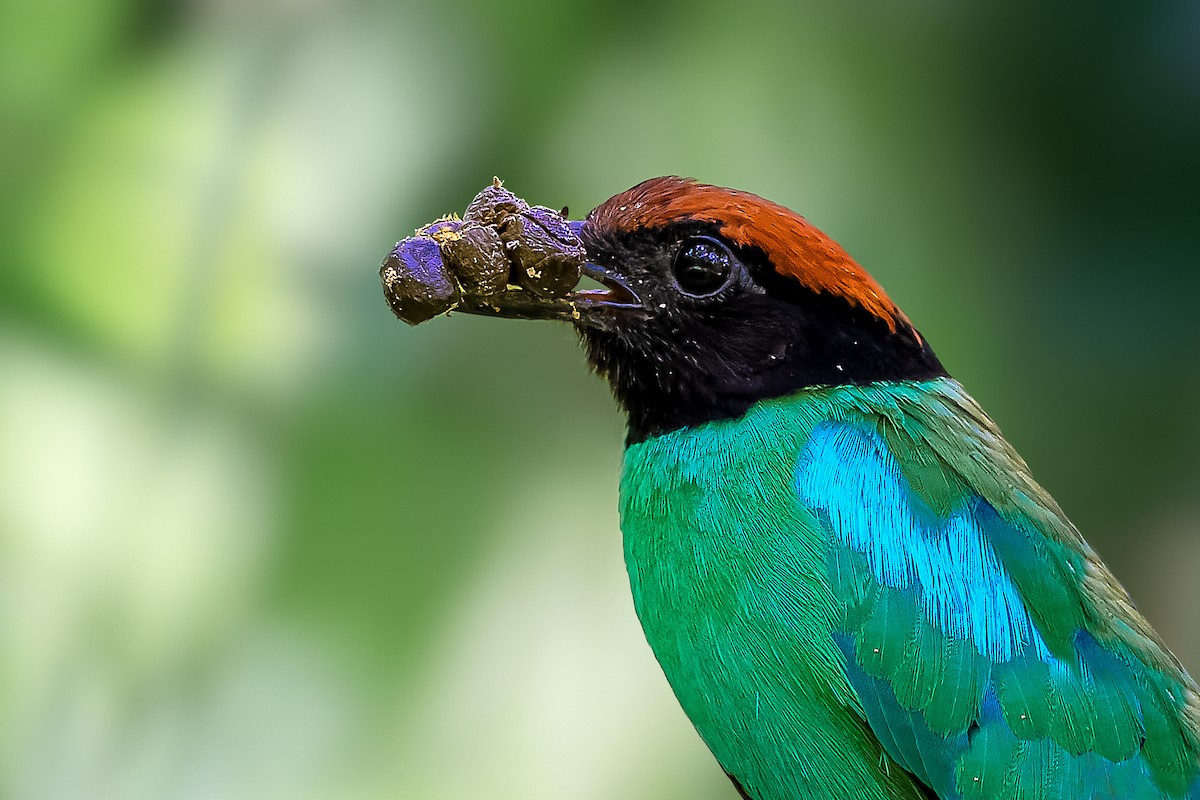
[794,380,1200,798]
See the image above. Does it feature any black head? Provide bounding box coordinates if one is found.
[571,177,947,444]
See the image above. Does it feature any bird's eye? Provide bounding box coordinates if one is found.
[671,237,735,297]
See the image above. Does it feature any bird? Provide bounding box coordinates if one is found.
[461,177,1200,799]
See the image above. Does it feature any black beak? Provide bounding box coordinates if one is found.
[455,263,648,327]
[456,224,650,328]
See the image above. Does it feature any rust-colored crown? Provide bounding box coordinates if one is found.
[587,176,909,332]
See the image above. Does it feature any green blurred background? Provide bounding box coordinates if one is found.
[2,1,1198,798]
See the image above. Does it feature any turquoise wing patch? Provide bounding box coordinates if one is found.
[796,420,1200,800]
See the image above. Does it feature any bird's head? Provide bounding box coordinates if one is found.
[478,177,947,443]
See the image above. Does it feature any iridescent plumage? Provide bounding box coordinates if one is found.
[438,176,1200,799]
[622,379,1200,799]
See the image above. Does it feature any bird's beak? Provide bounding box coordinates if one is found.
[455,222,650,329]
[454,263,647,328]
[565,261,651,329]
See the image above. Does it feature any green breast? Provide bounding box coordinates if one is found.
[618,391,928,800]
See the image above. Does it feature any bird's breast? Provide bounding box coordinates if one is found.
[616,393,927,800]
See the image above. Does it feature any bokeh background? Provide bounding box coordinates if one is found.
[3,1,1199,798]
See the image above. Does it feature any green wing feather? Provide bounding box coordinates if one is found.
[804,380,1200,799]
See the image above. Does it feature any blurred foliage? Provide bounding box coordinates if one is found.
[1,1,1198,798]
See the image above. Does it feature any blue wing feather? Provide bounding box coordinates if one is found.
[794,390,1200,800]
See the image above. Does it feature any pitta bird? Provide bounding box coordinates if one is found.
[459,177,1200,800]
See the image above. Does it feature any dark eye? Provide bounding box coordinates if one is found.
[671,236,735,297]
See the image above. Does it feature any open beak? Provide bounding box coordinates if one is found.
[455,262,648,328]
[455,223,650,328]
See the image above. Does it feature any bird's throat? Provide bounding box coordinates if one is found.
[579,289,947,446]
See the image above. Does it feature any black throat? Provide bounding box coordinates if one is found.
[577,278,947,446]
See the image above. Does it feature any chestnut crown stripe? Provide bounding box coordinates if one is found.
[587,176,910,333]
